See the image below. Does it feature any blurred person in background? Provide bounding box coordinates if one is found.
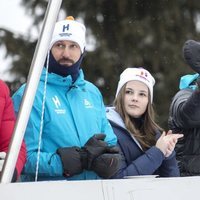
[169,40,200,176]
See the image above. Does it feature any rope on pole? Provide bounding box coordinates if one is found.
[0,0,62,183]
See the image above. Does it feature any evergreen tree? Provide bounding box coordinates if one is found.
[1,0,200,128]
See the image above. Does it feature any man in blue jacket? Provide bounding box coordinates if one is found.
[12,16,120,181]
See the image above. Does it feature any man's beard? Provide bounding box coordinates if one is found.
[45,51,84,82]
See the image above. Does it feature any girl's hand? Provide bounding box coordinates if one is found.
[156,130,183,157]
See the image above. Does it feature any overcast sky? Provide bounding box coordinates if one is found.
[0,0,33,81]
[0,0,74,81]
[0,1,95,81]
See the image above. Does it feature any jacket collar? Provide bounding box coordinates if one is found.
[106,106,126,129]
[41,68,85,88]
[106,106,143,150]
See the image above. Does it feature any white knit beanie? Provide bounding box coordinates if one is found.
[116,68,155,103]
[50,16,86,53]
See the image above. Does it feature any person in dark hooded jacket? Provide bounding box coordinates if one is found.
[168,39,200,176]
[107,67,183,178]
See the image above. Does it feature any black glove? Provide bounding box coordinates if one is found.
[82,133,111,169]
[91,150,121,179]
[183,40,200,73]
[57,134,119,177]
[57,146,84,177]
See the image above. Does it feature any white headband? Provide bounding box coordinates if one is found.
[116,68,155,103]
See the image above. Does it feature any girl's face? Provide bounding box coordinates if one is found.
[124,80,149,118]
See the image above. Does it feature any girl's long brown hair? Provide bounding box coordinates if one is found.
[114,83,163,150]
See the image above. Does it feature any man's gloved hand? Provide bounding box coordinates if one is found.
[183,40,200,73]
[82,133,117,169]
[91,149,121,179]
[57,134,120,178]
[57,146,83,177]
[0,152,6,172]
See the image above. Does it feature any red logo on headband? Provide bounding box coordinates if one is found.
[140,71,148,78]
[137,70,149,82]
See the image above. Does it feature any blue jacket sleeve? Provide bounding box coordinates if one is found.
[99,100,117,146]
[113,145,165,178]
[12,88,63,178]
[155,151,180,177]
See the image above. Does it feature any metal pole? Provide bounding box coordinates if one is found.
[0,0,62,183]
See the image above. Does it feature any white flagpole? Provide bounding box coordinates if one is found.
[0,0,62,183]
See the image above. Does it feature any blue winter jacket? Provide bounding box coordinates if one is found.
[106,107,180,178]
[12,69,117,181]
